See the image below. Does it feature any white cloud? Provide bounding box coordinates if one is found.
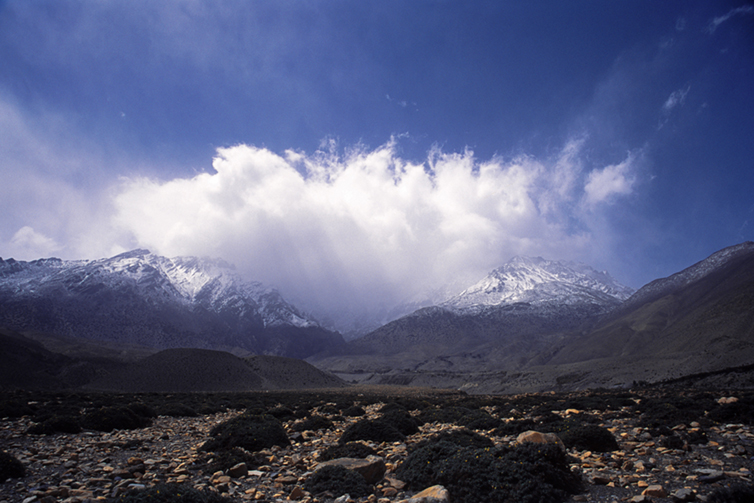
[111,139,636,316]
[583,153,637,207]
[706,5,754,34]
[6,226,61,258]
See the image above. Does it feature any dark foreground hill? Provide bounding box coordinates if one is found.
[0,328,345,392]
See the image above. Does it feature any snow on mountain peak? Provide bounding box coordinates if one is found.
[0,250,318,329]
[443,256,634,310]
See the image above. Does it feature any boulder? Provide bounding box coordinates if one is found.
[316,455,386,484]
[515,430,565,451]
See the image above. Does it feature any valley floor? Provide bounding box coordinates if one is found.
[1,387,753,503]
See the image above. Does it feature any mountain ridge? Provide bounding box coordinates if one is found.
[0,250,343,358]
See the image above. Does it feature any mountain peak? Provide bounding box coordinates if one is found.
[444,256,634,311]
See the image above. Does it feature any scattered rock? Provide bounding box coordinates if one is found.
[228,462,248,478]
[401,485,450,503]
[514,430,565,451]
[316,455,386,484]
[671,487,697,502]
[642,485,668,498]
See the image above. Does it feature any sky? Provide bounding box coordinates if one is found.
[1,1,753,323]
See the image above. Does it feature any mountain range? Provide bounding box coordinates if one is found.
[0,249,343,359]
[1,242,753,393]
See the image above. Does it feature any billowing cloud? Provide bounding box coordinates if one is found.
[112,139,638,317]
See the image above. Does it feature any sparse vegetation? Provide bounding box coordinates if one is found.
[291,414,334,432]
[82,405,151,432]
[0,450,25,482]
[397,442,581,503]
[304,465,372,498]
[201,412,289,453]
[110,483,234,503]
[319,441,377,461]
[339,418,405,444]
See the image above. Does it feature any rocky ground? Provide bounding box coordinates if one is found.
[1,387,753,503]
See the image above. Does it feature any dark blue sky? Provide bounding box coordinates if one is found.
[1,1,753,316]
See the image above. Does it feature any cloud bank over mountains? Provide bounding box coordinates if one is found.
[107,138,639,315]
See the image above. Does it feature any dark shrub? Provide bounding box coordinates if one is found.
[658,434,685,450]
[492,418,537,436]
[378,402,407,414]
[82,406,150,432]
[397,442,581,503]
[304,465,372,498]
[109,483,234,503]
[637,395,716,428]
[0,400,34,419]
[707,483,754,503]
[417,406,472,425]
[268,405,296,421]
[339,418,404,444]
[411,428,493,453]
[319,442,377,461]
[342,405,366,417]
[379,409,419,436]
[201,413,289,453]
[556,425,619,452]
[0,451,25,482]
[156,403,198,417]
[318,404,340,415]
[127,403,157,419]
[459,409,502,431]
[396,441,461,489]
[27,415,82,435]
[707,396,754,425]
[291,415,333,432]
[203,447,267,474]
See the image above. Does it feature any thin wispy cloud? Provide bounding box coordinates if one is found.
[706,5,754,34]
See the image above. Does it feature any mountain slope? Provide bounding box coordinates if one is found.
[0,250,343,358]
[548,241,754,369]
[313,243,754,392]
[315,256,633,374]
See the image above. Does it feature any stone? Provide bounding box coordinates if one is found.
[288,486,306,500]
[590,474,611,485]
[514,430,565,451]
[642,485,667,498]
[316,455,386,484]
[630,496,651,503]
[228,462,248,478]
[386,477,407,490]
[402,485,450,503]
[382,487,399,497]
[670,488,696,502]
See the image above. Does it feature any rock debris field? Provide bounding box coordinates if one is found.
[1,387,753,503]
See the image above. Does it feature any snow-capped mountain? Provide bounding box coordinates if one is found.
[443,256,634,312]
[0,249,342,358]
